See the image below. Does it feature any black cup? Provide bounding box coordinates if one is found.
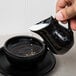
[2,36,46,66]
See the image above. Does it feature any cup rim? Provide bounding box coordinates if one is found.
[4,36,45,60]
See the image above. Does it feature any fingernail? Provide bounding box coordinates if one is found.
[56,11,64,20]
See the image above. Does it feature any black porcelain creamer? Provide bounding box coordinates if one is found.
[31,16,74,54]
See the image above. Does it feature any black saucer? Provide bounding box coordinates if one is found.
[0,48,56,76]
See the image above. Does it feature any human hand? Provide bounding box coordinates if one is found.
[56,0,76,30]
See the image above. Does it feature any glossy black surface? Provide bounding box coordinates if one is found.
[3,36,46,65]
[33,16,74,54]
[0,48,56,76]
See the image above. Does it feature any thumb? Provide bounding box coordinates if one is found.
[56,5,76,21]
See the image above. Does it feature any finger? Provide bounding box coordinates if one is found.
[70,18,76,30]
[56,5,76,21]
[56,0,72,12]
[56,0,67,12]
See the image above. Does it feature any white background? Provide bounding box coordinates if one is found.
[0,0,76,76]
[0,0,57,35]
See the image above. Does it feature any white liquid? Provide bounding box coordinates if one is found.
[29,23,49,31]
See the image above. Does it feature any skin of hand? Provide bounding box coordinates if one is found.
[56,0,76,30]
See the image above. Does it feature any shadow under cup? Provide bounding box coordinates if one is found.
[3,36,46,66]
